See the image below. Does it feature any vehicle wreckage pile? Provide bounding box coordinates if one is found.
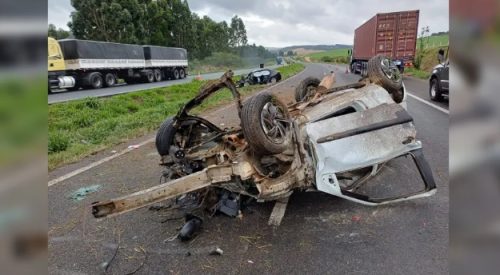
[91,55,436,240]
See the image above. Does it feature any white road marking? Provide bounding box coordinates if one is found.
[407,92,449,114]
[48,67,307,187]
[48,137,154,187]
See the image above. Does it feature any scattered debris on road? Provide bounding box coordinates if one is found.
[209,247,224,256]
[69,184,101,201]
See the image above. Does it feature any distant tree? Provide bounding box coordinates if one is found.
[229,15,247,47]
[278,50,284,56]
[48,24,70,39]
[414,26,430,69]
[287,50,294,56]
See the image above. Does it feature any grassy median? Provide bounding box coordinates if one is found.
[48,63,304,170]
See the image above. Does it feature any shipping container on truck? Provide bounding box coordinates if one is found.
[48,38,188,93]
[350,10,419,75]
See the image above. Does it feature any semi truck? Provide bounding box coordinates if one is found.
[48,38,188,93]
[350,10,419,75]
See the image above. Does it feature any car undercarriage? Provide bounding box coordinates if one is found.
[91,56,436,238]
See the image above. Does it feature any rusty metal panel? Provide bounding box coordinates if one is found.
[354,10,419,62]
[353,15,377,60]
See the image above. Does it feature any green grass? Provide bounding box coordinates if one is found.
[48,63,304,170]
[306,48,351,59]
[303,48,352,64]
[417,34,449,49]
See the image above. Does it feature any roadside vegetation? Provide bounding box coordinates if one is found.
[48,63,304,170]
[189,52,276,74]
[305,48,351,64]
[408,32,449,79]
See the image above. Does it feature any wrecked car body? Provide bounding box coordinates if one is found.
[92,55,436,229]
[237,68,282,87]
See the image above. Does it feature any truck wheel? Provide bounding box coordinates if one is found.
[367,54,402,94]
[144,71,154,83]
[155,117,175,156]
[154,69,162,82]
[104,73,116,87]
[173,69,180,80]
[178,68,186,79]
[295,77,320,102]
[429,78,443,101]
[241,93,291,155]
[84,72,103,89]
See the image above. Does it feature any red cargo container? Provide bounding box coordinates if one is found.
[351,10,419,74]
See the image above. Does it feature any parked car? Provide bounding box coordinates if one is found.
[237,68,282,87]
[429,48,449,101]
[92,55,436,239]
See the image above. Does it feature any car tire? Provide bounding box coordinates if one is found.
[429,78,443,101]
[295,77,321,102]
[367,54,403,94]
[155,117,176,156]
[154,69,162,82]
[173,69,180,80]
[241,93,291,155]
[104,73,116,87]
[179,68,186,79]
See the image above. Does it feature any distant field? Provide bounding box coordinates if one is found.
[306,48,351,59]
[418,34,449,49]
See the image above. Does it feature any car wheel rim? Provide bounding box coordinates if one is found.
[431,83,436,97]
[380,58,401,82]
[260,102,289,144]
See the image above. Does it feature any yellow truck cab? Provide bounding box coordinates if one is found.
[48,37,76,92]
[48,37,65,71]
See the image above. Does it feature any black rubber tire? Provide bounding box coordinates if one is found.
[241,93,291,155]
[179,68,186,79]
[367,54,402,93]
[154,69,162,82]
[144,71,154,83]
[294,77,321,102]
[173,69,180,80]
[155,117,176,156]
[429,78,443,101]
[104,73,116,87]
[85,72,103,89]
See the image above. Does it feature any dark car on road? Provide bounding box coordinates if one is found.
[429,48,449,101]
[237,68,281,87]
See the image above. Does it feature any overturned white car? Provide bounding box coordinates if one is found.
[92,55,436,234]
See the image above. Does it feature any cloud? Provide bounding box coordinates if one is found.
[48,0,449,48]
[188,0,449,47]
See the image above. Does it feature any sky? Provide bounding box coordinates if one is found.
[48,0,449,48]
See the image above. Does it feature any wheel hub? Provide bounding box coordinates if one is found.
[260,102,289,144]
[380,58,401,82]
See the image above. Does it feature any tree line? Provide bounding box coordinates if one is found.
[50,0,275,61]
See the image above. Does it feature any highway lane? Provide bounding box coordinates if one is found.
[48,65,280,104]
[48,63,448,274]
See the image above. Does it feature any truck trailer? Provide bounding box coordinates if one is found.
[350,10,419,75]
[48,38,188,92]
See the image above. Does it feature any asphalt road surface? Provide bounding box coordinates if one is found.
[48,65,280,104]
[48,63,448,274]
